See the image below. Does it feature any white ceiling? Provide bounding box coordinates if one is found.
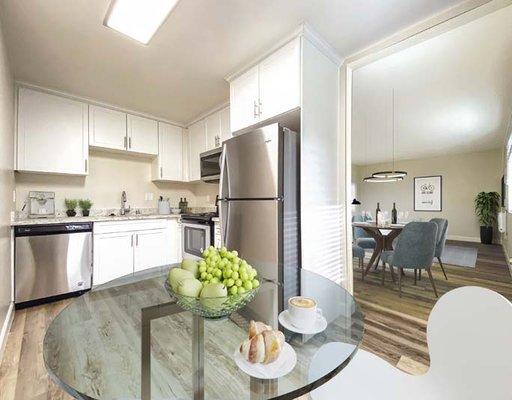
[351,5,512,166]
[0,0,463,125]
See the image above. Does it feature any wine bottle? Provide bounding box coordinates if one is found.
[376,202,381,225]
[392,203,398,224]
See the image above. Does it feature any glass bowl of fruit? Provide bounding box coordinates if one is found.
[165,246,261,319]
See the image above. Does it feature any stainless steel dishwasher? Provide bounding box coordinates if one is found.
[15,223,93,308]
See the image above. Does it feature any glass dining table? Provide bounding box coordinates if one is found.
[43,264,364,400]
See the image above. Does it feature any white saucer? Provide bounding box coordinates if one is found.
[278,310,327,335]
[233,342,296,379]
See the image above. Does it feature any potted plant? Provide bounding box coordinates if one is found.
[64,199,78,217]
[79,199,93,217]
[474,191,500,244]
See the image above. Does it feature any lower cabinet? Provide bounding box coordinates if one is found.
[93,219,178,286]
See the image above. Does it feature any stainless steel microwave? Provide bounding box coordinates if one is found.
[200,147,222,183]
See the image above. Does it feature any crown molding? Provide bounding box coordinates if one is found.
[185,100,230,127]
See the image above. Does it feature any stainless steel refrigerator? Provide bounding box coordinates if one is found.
[219,123,300,327]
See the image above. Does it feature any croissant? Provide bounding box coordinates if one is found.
[239,328,285,364]
[248,320,272,339]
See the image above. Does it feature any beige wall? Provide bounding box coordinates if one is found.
[0,19,15,349]
[15,150,219,212]
[352,149,502,241]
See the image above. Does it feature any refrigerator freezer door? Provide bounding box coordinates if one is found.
[221,124,281,199]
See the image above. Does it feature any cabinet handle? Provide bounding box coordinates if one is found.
[129,137,132,149]
[160,167,163,178]
[258,100,262,116]
[136,234,139,246]
[131,235,134,247]
[253,100,258,118]
[124,136,127,149]
[84,159,88,172]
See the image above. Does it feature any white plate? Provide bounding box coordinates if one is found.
[278,310,327,335]
[233,342,296,379]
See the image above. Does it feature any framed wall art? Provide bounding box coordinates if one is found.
[414,175,442,211]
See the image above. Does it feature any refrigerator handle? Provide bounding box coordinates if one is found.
[219,199,229,247]
[219,144,229,199]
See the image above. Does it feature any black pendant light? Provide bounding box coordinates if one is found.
[351,198,361,205]
[364,89,407,182]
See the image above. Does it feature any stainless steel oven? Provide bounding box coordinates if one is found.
[181,213,216,259]
[200,147,222,183]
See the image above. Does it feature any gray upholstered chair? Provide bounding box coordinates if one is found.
[381,221,439,297]
[352,245,365,276]
[430,218,449,280]
[352,215,376,250]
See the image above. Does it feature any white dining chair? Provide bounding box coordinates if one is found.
[309,286,512,400]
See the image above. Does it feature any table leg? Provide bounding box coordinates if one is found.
[192,315,205,400]
[250,377,278,400]
[364,238,383,277]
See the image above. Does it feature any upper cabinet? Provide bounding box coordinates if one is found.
[127,115,158,155]
[17,87,89,175]
[89,105,127,151]
[187,120,207,182]
[229,38,301,133]
[205,112,221,150]
[153,122,183,181]
[219,107,231,143]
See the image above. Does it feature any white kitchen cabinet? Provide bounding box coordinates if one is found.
[171,219,181,263]
[93,232,134,285]
[228,38,301,132]
[127,114,158,155]
[230,66,259,132]
[182,129,189,182]
[205,112,221,150]
[187,120,207,181]
[258,39,300,121]
[89,105,127,151]
[17,87,89,175]
[153,122,183,181]
[134,229,172,272]
[219,107,231,143]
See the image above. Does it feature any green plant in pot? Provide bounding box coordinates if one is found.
[474,191,500,244]
[64,199,78,217]
[79,199,93,217]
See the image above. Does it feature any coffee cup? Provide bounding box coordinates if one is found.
[288,296,321,330]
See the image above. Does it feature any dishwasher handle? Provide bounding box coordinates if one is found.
[15,223,93,237]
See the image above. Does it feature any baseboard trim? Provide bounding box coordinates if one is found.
[0,301,14,362]
[447,235,480,243]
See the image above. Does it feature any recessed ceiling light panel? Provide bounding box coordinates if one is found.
[105,0,179,44]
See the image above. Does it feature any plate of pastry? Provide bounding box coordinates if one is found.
[234,321,297,379]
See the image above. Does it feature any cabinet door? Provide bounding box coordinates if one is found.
[219,107,231,143]
[89,105,127,151]
[134,229,172,272]
[127,114,158,155]
[205,112,221,150]
[169,219,181,263]
[230,66,259,132]
[258,38,301,122]
[188,120,207,182]
[17,87,88,175]
[93,232,134,285]
[158,122,183,181]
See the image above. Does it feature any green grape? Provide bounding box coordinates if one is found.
[241,259,248,267]
[203,281,209,286]
[226,278,235,287]
[243,281,253,290]
[214,269,222,278]
[239,265,247,275]
[202,250,209,258]
[206,273,213,280]
[252,279,260,288]
[200,272,207,279]
[229,286,238,296]
[206,267,213,274]
[198,265,207,274]
[235,279,242,287]
[232,250,238,257]
[233,257,241,265]
[199,260,207,268]
[249,270,256,280]
[232,264,240,272]
[208,245,215,252]
[223,269,232,279]
[231,271,239,280]
[211,277,219,284]
[240,272,249,282]
[238,287,246,294]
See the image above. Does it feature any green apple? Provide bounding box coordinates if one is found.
[178,278,203,297]
[168,268,195,291]
[181,259,199,278]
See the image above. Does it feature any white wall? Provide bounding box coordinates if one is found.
[15,150,219,212]
[352,149,502,241]
[0,18,15,355]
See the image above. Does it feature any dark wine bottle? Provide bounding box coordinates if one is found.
[392,202,397,224]
[376,202,381,225]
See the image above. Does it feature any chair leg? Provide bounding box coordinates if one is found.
[418,269,422,280]
[381,262,386,285]
[373,255,381,271]
[398,268,402,297]
[390,265,396,283]
[438,257,448,280]
[414,269,417,285]
[426,268,438,298]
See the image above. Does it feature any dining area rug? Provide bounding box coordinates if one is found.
[442,245,478,268]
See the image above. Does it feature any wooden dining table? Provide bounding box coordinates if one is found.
[352,222,405,278]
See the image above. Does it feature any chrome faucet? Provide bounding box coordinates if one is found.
[120,191,131,215]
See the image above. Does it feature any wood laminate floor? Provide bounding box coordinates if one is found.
[1,240,510,399]
[354,240,512,369]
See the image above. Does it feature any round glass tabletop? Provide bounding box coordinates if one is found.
[43,265,364,400]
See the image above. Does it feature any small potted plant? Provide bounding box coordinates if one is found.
[79,199,93,217]
[64,199,78,217]
[474,191,500,244]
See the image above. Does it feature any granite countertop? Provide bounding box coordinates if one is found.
[11,213,182,226]
[212,217,220,222]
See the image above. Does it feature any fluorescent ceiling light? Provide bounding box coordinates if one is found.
[105,0,179,44]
